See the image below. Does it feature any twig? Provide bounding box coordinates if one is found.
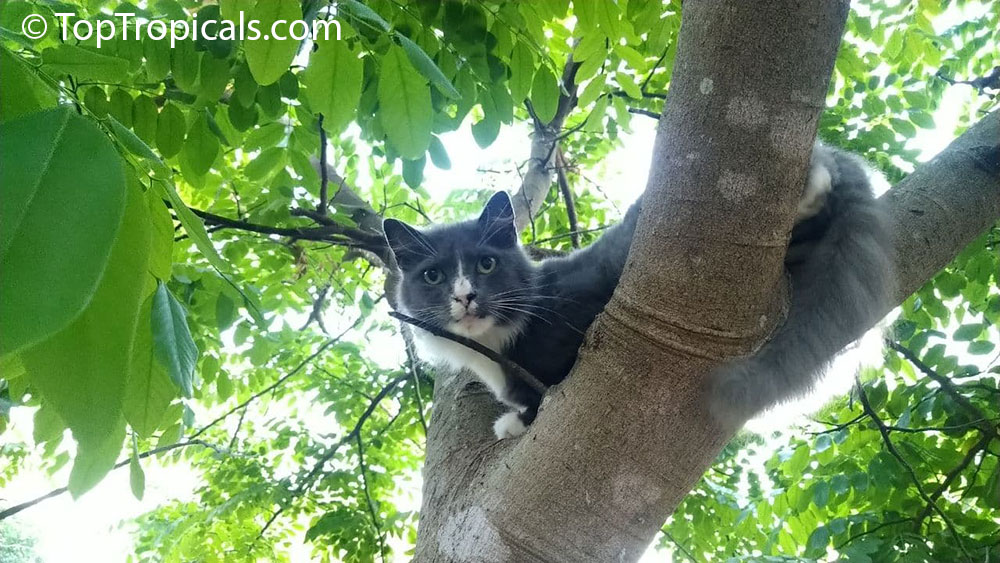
[406,346,429,435]
[190,313,366,441]
[856,380,973,562]
[834,518,911,550]
[0,440,222,520]
[628,107,661,119]
[555,148,580,248]
[914,433,991,528]
[318,114,330,214]
[935,66,1000,94]
[888,340,999,438]
[664,532,697,562]
[389,311,547,394]
[356,433,387,562]
[256,373,407,541]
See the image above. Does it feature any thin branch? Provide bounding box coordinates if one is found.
[0,439,222,520]
[389,311,547,394]
[186,205,383,252]
[664,532,697,562]
[318,113,330,214]
[914,433,991,528]
[628,107,662,119]
[936,66,1000,94]
[257,373,407,541]
[888,340,999,438]
[190,313,367,441]
[856,380,973,562]
[299,285,331,332]
[406,345,429,435]
[356,433,387,562]
[834,519,911,550]
[555,148,580,248]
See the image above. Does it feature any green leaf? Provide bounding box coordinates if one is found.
[508,42,535,102]
[304,33,364,136]
[402,156,425,188]
[123,293,176,438]
[428,136,451,169]
[33,404,65,445]
[954,323,983,341]
[806,525,830,555]
[968,340,996,355]
[530,65,559,125]
[244,0,302,85]
[396,33,460,99]
[245,146,285,181]
[129,436,146,500]
[151,282,199,398]
[109,90,133,128]
[131,95,158,144]
[0,47,57,123]
[338,0,390,31]
[616,72,642,99]
[107,115,168,175]
[0,108,126,356]
[42,44,129,82]
[155,179,229,274]
[378,45,433,159]
[143,36,171,82]
[181,112,220,177]
[23,182,151,498]
[156,103,186,159]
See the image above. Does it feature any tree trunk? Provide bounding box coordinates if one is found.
[413,0,1000,560]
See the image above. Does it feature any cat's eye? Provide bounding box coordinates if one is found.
[423,269,443,285]
[477,256,497,274]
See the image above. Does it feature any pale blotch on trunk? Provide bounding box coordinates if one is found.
[699,77,714,94]
[725,94,768,128]
[718,169,758,202]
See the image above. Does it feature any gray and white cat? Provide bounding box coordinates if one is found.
[384,144,893,438]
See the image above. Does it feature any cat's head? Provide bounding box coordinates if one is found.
[384,192,535,339]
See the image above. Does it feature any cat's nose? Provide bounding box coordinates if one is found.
[453,291,476,306]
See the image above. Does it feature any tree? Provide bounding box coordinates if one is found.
[0,0,998,561]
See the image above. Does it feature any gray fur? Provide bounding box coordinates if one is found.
[709,145,894,425]
[386,145,893,436]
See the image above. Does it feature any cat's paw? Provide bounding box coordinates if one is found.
[493,411,527,439]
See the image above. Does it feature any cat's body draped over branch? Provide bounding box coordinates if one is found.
[383,144,894,438]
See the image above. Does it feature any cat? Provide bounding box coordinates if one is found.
[383,144,894,438]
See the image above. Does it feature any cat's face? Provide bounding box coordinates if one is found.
[384,192,535,339]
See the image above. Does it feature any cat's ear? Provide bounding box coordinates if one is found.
[383,219,434,269]
[477,191,518,247]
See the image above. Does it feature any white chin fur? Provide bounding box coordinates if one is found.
[447,315,495,338]
[493,412,527,439]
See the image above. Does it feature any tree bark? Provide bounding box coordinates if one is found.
[413,1,1000,561]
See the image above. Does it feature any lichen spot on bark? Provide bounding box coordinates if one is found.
[437,506,509,561]
[717,169,758,203]
[699,77,714,94]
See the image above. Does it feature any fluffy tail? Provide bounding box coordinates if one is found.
[709,148,895,426]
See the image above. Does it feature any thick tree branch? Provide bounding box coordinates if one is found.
[416,3,853,560]
[511,55,581,233]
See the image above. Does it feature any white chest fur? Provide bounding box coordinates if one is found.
[408,322,520,401]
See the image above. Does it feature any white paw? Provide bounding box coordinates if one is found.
[493,412,527,439]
